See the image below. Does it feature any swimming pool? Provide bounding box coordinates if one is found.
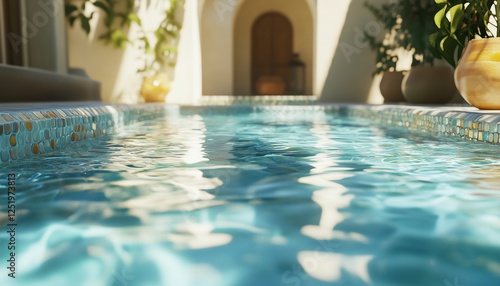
[1,104,500,286]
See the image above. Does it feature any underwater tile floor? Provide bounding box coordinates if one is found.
[1,100,500,164]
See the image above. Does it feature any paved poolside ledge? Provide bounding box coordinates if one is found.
[1,101,500,164]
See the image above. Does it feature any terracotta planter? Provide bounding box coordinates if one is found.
[380,71,406,103]
[256,76,286,95]
[402,65,456,104]
[140,73,170,103]
[455,38,500,110]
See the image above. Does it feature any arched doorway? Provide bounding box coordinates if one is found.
[233,0,314,95]
[200,0,314,95]
[251,12,293,94]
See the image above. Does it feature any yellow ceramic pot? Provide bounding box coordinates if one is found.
[455,38,500,110]
[380,71,406,103]
[140,73,171,103]
[256,76,286,95]
[402,65,456,104]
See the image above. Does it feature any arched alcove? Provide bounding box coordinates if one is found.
[200,0,314,95]
[233,0,314,95]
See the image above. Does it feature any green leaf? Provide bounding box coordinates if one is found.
[68,16,78,27]
[449,4,464,34]
[483,11,490,27]
[439,36,458,67]
[128,13,142,26]
[110,29,130,49]
[429,32,441,52]
[434,6,447,29]
[127,0,134,10]
[79,14,91,34]
[450,33,462,46]
[139,37,151,52]
[92,1,111,16]
[65,5,78,17]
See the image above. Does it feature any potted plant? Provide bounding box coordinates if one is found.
[398,0,457,104]
[364,1,407,103]
[65,0,183,103]
[136,0,183,102]
[365,0,456,104]
[431,0,500,109]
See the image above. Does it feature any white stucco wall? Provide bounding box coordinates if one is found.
[68,0,202,104]
[67,0,386,103]
[200,0,234,95]
[168,0,202,104]
[316,0,383,103]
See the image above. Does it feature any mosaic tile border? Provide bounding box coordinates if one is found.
[252,104,500,142]
[0,103,170,164]
[340,105,500,144]
[254,104,500,143]
[2,102,499,164]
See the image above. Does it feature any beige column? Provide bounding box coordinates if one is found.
[0,1,6,64]
[169,0,203,104]
[315,0,383,103]
[22,0,67,73]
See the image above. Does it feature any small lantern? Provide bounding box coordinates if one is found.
[289,53,306,95]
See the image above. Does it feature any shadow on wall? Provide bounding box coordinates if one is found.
[319,0,379,103]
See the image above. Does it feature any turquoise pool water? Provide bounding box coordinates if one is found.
[1,106,500,286]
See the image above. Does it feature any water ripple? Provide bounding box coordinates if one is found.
[1,110,500,285]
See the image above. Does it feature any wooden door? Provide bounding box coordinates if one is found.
[252,12,293,94]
